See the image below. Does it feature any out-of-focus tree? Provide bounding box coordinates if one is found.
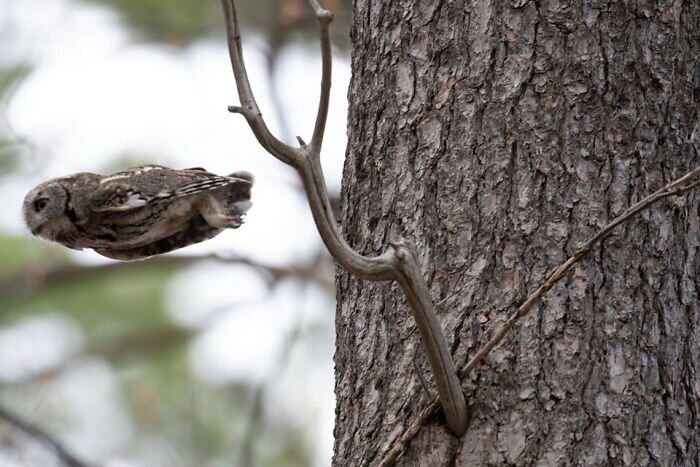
[0,0,341,465]
[80,0,351,46]
[0,65,30,177]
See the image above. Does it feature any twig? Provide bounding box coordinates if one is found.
[377,165,700,466]
[221,0,297,165]
[377,401,439,467]
[0,405,93,467]
[0,252,333,301]
[306,0,333,157]
[220,0,468,435]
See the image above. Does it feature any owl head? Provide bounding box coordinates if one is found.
[23,179,76,245]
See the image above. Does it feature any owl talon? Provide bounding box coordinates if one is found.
[199,209,246,229]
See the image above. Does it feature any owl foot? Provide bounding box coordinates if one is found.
[204,212,245,229]
[197,192,252,229]
[200,201,250,229]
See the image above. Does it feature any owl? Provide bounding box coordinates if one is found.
[23,165,254,260]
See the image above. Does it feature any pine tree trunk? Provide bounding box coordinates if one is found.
[334,1,700,465]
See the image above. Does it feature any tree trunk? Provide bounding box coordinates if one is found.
[334,1,700,465]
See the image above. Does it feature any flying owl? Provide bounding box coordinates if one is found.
[23,165,254,261]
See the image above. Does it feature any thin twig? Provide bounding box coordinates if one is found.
[377,401,439,467]
[306,0,334,156]
[220,0,468,435]
[0,405,92,467]
[221,0,297,165]
[377,164,700,466]
[465,165,700,374]
[0,252,333,302]
[412,355,433,399]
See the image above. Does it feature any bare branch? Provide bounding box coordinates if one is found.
[378,401,439,467]
[580,166,700,251]
[390,239,467,432]
[220,0,468,435]
[378,164,700,466]
[464,165,700,375]
[0,405,93,467]
[0,252,333,302]
[220,0,298,166]
[307,0,334,156]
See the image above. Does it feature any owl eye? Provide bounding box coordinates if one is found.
[34,198,49,212]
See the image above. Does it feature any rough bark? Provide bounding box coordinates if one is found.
[335,1,700,465]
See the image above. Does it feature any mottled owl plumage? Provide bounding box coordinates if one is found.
[23,165,254,260]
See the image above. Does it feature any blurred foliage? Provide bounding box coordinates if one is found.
[1,258,174,341]
[0,1,333,465]
[0,232,317,466]
[82,0,222,44]
[0,65,31,176]
[0,145,19,174]
[0,66,30,97]
[119,351,313,466]
[80,0,352,48]
[0,234,64,283]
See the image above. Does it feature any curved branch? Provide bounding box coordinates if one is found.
[221,0,298,166]
[390,239,468,432]
[296,157,396,279]
[220,0,468,436]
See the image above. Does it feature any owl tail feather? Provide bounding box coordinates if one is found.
[231,200,252,215]
[228,171,255,184]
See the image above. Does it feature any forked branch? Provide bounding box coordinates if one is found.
[220,0,468,435]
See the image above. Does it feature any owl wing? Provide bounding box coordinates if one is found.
[89,167,252,213]
[89,186,150,212]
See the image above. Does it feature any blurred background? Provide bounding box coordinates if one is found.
[0,0,352,465]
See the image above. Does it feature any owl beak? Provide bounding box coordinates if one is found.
[31,223,51,240]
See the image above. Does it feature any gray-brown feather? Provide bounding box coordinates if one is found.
[23,165,253,260]
[95,213,222,260]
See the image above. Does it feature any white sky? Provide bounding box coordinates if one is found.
[1,0,349,464]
